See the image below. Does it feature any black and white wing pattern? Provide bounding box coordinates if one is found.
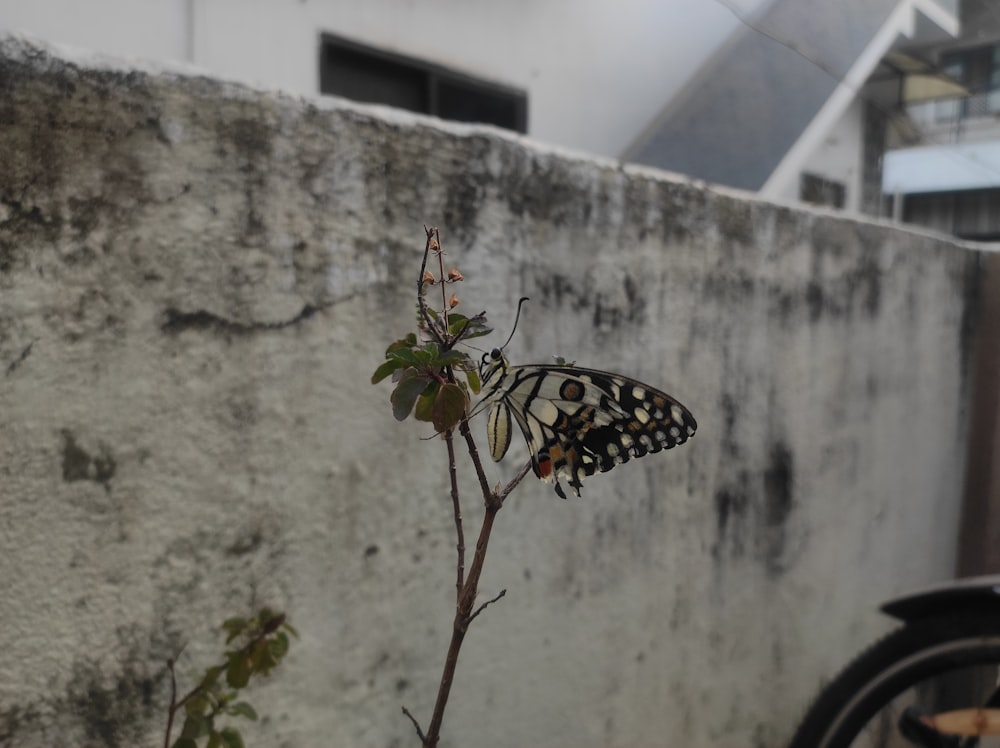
[479,349,696,498]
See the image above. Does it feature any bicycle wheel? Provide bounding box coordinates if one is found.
[788,612,1000,748]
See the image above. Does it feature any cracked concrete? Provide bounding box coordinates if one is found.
[0,33,987,748]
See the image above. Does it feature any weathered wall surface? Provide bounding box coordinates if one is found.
[0,36,983,748]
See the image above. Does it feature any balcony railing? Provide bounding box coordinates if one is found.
[906,90,1000,143]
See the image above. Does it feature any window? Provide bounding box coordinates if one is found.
[319,34,527,133]
[800,173,847,209]
[938,44,1000,118]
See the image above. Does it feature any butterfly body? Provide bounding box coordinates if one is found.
[480,350,696,498]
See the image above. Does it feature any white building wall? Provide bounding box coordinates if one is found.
[783,98,867,212]
[0,0,768,159]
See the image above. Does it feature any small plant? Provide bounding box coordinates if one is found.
[372,227,696,746]
[163,609,297,748]
[372,228,527,747]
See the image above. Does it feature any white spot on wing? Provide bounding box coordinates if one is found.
[531,400,561,426]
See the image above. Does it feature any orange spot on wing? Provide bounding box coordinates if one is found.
[536,456,553,478]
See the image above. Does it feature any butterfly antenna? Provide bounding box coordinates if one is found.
[499,297,530,352]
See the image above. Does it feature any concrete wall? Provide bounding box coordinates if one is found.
[0,35,984,748]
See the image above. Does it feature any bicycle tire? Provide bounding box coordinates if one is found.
[788,612,1000,748]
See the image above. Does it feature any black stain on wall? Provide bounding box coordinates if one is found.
[958,252,983,391]
[65,659,157,747]
[160,302,319,337]
[61,429,116,490]
[712,435,796,575]
[0,626,167,746]
[714,484,749,556]
[763,442,794,529]
[761,441,795,573]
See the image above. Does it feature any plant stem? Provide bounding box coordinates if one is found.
[423,493,500,747]
[417,227,444,345]
[164,660,178,748]
[445,428,465,600]
[419,418,531,747]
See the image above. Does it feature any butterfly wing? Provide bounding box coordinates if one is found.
[494,365,696,498]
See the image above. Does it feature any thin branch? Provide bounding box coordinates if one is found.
[498,460,533,505]
[434,229,450,335]
[445,428,465,600]
[402,706,427,742]
[457,416,493,503]
[423,500,500,747]
[409,228,524,747]
[467,588,506,626]
[417,227,445,345]
[163,658,178,748]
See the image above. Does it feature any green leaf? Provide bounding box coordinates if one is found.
[421,342,439,361]
[390,369,429,421]
[435,349,470,367]
[432,383,468,433]
[386,333,417,353]
[171,738,198,748]
[464,367,481,395]
[413,380,439,423]
[255,608,278,630]
[387,348,420,366]
[250,638,278,674]
[219,727,245,748]
[180,714,211,740]
[227,701,259,721]
[282,621,300,638]
[200,665,225,691]
[371,358,403,384]
[185,692,211,717]
[206,731,223,748]
[453,312,492,340]
[226,652,251,689]
[222,617,248,644]
[269,631,290,660]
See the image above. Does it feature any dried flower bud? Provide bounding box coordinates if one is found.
[429,237,440,253]
[422,270,435,285]
[446,268,464,282]
[448,294,460,309]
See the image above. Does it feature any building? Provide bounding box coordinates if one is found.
[0,0,768,163]
[882,0,1000,239]
[624,0,961,216]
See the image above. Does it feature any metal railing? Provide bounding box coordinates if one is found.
[906,90,1000,143]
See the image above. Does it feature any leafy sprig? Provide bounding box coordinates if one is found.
[371,227,532,748]
[164,609,297,748]
[371,228,492,433]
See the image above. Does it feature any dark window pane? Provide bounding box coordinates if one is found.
[319,34,527,133]
[800,172,846,209]
[321,45,428,113]
[437,77,525,131]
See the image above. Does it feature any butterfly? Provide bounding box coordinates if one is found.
[479,348,697,498]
